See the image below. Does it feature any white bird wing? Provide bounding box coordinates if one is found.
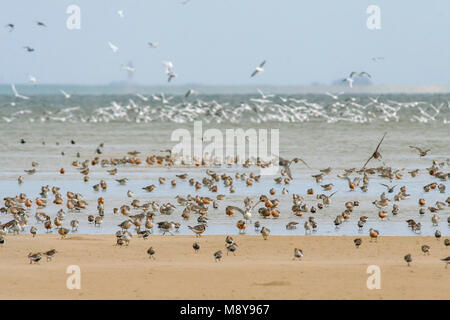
[60,90,71,98]
[108,42,118,52]
[11,84,29,100]
[136,93,148,101]
[11,84,18,96]
[257,88,264,97]
[163,61,173,70]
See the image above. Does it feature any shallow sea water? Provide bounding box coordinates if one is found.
[0,92,448,236]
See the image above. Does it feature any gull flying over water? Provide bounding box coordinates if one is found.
[135,93,148,102]
[163,61,176,82]
[163,61,173,71]
[36,21,46,27]
[60,90,71,99]
[342,77,354,88]
[349,71,372,79]
[23,46,34,52]
[251,60,266,77]
[108,41,119,53]
[148,42,158,48]
[28,75,37,84]
[325,91,344,100]
[185,89,198,98]
[5,23,14,31]
[122,64,136,72]
[11,84,30,100]
[257,88,274,99]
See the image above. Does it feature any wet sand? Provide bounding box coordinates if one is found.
[0,234,448,300]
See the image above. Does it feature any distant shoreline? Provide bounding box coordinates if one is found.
[0,84,450,95]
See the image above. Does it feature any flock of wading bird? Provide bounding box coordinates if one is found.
[1,133,450,269]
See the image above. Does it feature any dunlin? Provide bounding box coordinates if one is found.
[293,248,303,260]
[221,237,233,249]
[214,250,223,262]
[286,221,298,230]
[193,242,200,252]
[188,224,207,237]
[441,256,450,268]
[58,227,69,239]
[435,230,441,240]
[43,249,57,261]
[28,252,42,264]
[226,242,238,255]
[118,219,132,231]
[260,226,270,240]
[147,247,156,260]
[404,254,412,266]
[137,230,150,239]
[421,245,431,255]
[158,221,175,235]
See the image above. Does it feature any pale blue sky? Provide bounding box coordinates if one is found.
[0,0,449,85]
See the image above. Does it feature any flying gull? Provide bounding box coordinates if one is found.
[251,60,266,77]
[11,84,30,100]
[108,41,119,53]
[60,90,71,99]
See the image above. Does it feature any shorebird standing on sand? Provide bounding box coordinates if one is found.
[421,245,431,255]
[188,224,207,237]
[226,242,238,256]
[147,247,156,260]
[30,226,37,237]
[214,250,223,262]
[28,252,42,264]
[43,249,57,261]
[369,228,379,242]
[192,242,200,253]
[404,254,412,266]
[261,227,270,240]
[441,257,450,268]
[158,221,175,235]
[58,227,69,239]
[293,248,303,260]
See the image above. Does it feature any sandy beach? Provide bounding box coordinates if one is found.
[0,234,448,300]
